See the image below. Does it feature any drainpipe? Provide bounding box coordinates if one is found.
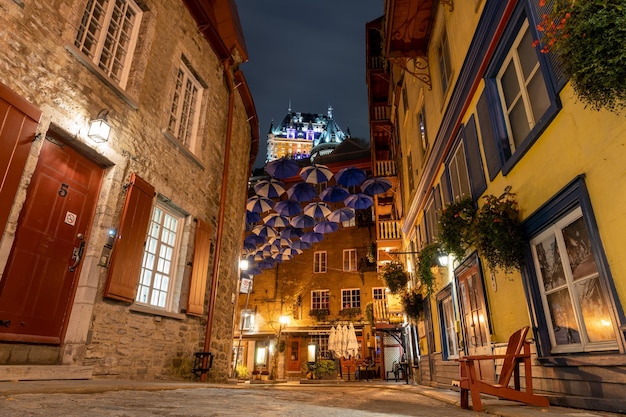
[201,59,235,381]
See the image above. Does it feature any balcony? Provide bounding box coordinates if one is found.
[377,219,402,241]
[374,160,396,177]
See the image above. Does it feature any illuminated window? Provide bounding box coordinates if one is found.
[313,251,327,273]
[311,290,329,310]
[343,249,357,271]
[342,288,361,309]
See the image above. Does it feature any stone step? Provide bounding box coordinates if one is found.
[0,365,93,382]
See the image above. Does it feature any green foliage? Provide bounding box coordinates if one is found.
[474,192,525,273]
[339,307,362,320]
[313,359,336,379]
[309,308,330,321]
[365,302,374,324]
[438,197,477,260]
[235,364,249,379]
[381,261,409,294]
[401,289,424,319]
[536,0,626,112]
[417,243,440,295]
[366,242,377,263]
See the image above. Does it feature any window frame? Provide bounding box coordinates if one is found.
[313,251,327,273]
[343,248,358,271]
[438,27,453,97]
[447,137,471,202]
[311,289,330,310]
[437,285,460,360]
[342,288,361,309]
[240,308,255,331]
[372,287,387,301]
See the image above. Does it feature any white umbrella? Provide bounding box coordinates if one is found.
[340,325,349,359]
[328,326,338,355]
[347,323,359,358]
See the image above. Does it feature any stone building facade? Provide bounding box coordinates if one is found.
[0,0,258,382]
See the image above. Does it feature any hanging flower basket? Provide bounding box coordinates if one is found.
[438,197,477,261]
[417,243,440,295]
[401,289,424,319]
[380,261,409,294]
[534,0,626,112]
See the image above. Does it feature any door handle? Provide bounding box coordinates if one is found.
[69,235,85,272]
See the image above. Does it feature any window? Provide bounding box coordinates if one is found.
[438,28,453,95]
[309,334,330,359]
[530,207,617,353]
[343,249,357,271]
[74,0,142,88]
[496,20,550,151]
[342,208,356,228]
[136,201,183,310]
[311,290,329,310]
[424,195,438,243]
[448,141,471,201]
[372,287,386,301]
[313,251,327,273]
[239,309,255,331]
[438,287,459,359]
[406,150,414,193]
[418,105,429,152]
[342,288,361,309]
[167,60,203,152]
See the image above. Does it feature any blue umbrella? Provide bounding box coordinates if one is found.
[319,185,350,203]
[327,207,355,223]
[265,157,301,179]
[269,236,292,247]
[263,213,290,228]
[314,221,339,234]
[281,247,303,257]
[286,182,317,202]
[361,177,392,196]
[290,214,316,229]
[246,196,274,213]
[247,265,263,275]
[304,201,332,219]
[254,179,286,199]
[300,163,333,184]
[280,226,304,240]
[301,231,324,244]
[244,234,266,246]
[344,193,374,209]
[258,259,277,270]
[251,225,278,239]
[291,240,311,250]
[335,166,367,187]
[246,210,261,224]
[243,240,257,251]
[274,199,303,216]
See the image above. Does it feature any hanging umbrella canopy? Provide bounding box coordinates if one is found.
[304,201,332,219]
[319,185,350,203]
[344,193,374,209]
[245,210,261,224]
[269,236,292,247]
[286,182,317,202]
[273,251,293,261]
[335,166,367,187]
[314,220,339,234]
[280,226,304,240]
[290,214,316,229]
[291,239,311,250]
[327,207,355,223]
[251,224,278,239]
[346,323,359,358]
[243,240,256,251]
[281,247,303,257]
[265,157,301,179]
[274,199,303,216]
[254,178,285,199]
[263,213,290,228]
[361,177,392,196]
[246,195,274,213]
[258,258,276,270]
[300,163,333,184]
[301,231,324,244]
[244,234,266,246]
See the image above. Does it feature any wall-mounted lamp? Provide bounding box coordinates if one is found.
[88,109,111,143]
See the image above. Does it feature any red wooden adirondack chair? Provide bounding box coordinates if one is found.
[458,326,549,412]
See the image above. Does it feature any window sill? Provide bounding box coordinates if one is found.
[65,44,139,110]
[130,303,186,320]
[539,352,626,367]
[162,130,205,169]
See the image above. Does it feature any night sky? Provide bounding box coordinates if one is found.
[234,0,384,168]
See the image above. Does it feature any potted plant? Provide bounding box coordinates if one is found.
[309,308,330,321]
[235,364,249,380]
[365,302,374,324]
[438,197,477,261]
[366,242,377,263]
[380,261,409,294]
[473,191,525,273]
[339,307,362,320]
[313,359,336,379]
[534,0,626,112]
[401,288,424,319]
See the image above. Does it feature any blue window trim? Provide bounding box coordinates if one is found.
[521,175,626,358]
[484,1,563,176]
[436,283,456,361]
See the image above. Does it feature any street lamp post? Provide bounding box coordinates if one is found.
[233,260,252,379]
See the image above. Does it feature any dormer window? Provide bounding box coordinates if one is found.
[287,128,296,139]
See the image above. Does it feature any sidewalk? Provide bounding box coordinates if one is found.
[0,378,618,417]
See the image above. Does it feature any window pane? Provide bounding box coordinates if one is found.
[527,71,551,122]
[501,60,521,109]
[575,277,614,342]
[534,234,566,291]
[509,99,530,147]
[547,288,581,345]
[517,27,538,81]
[562,216,597,281]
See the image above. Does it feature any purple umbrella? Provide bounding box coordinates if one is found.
[274,199,303,216]
[319,185,350,203]
[327,207,355,223]
[301,231,324,244]
[245,210,261,224]
[286,182,317,202]
[361,177,392,196]
[244,234,266,246]
[300,163,333,184]
[247,265,263,275]
[269,236,292,247]
[290,214,316,229]
[291,240,312,250]
[243,240,257,251]
[280,226,304,240]
[304,201,332,219]
[246,196,274,213]
[344,193,374,209]
[314,221,339,234]
[265,157,301,179]
[258,259,277,269]
[254,179,285,199]
[335,166,367,187]
[281,247,303,257]
[263,213,290,228]
[251,225,278,239]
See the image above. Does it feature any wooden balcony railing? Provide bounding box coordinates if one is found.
[374,160,396,177]
[377,220,402,240]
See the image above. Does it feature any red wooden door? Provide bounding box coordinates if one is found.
[0,136,103,344]
[287,337,301,372]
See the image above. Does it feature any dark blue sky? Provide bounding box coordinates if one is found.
[234,0,384,168]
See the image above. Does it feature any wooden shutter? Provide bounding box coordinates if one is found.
[103,173,155,302]
[476,92,501,181]
[463,115,487,199]
[0,83,41,237]
[187,218,212,316]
